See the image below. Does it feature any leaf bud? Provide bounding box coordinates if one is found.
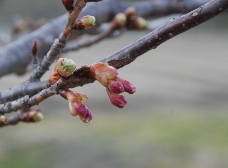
[0,116,7,126]
[114,13,127,27]
[125,7,136,17]
[56,58,76,77]
[133,16,148,30]
[72,15,96,30]
[23,110,44,123]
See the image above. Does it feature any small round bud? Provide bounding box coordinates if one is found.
[72,15,96,30]
[32,112,44,122]
[125,7,136,17]
[114,13,127,27]
[134,17,148,29]
[56,58,76,77]
[0,116,7,126]
[23,110,44,123]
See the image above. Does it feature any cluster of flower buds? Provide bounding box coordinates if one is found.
[60,89,92,123]
[21,110,44,123]
[124,7,148,30]
[88,63,136,108]
[0,115,7,126]
[50,58,76,84]
[71,15,96,30]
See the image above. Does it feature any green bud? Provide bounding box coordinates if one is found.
[56,58,76,77]
[81,15,96,29]
[0,116,7,126]
[135,17,148,29]
[72,15,96,30]
[114,13,127,27]
[32,112,44,122]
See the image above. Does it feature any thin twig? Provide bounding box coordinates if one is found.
[0,109,42,128]
[0,111,23,127]
[29,0,87,81]
[0,80,63,115]
[63,18,122,53]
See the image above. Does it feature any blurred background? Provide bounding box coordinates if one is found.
[0,0,228,168]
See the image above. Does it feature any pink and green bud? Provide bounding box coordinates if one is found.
[60,89,88,103]
[107,89,127,108]
[56,58,76,77]
[23,110,44,123]
[32,112,44,122]
[90,63,118,87]
[114,13,127,27]
[70,103,92,123]
[60,89,92,123]
[72,15,96,30]
[0,116,7,126]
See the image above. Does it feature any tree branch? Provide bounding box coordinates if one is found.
[67,0,228,87]
[0,0,227,114]
[0,0,210,77]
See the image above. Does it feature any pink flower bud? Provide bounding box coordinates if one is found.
[60,89,92,123]
[125,7,136,17]
[90,63,118,86]
[117,77,136,94]
[107,89,127,108]
[69,102,92,123]
[108,80,124,94]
